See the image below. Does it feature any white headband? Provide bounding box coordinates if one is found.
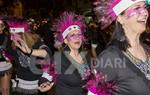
[62,25,81,39]
[10,27,24,33]
[113,0,144,16]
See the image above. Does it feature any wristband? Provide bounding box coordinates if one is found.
[27,49,33,57]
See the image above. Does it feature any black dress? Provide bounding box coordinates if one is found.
[55,51,90,95]
[96,45,150,95]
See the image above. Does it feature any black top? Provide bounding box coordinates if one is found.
[10,41,51,81]
[0,34,7,60]
[55,51,91,95]
[96,45,150,95]
[0,34,10,60]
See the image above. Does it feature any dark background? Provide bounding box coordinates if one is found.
[1,0,93,18]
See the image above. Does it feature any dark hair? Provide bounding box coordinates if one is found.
[146,10,150,33]
[106,6,150,51]
[108,21,130,51]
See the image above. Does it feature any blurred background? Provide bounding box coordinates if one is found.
[0,0,93,18]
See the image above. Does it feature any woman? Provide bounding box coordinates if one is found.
[0,17,12,95]
[94,0,150,95]
[52,12,91,95]
[8,19,53,95]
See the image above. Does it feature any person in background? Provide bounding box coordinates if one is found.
[84,15,105,59]
[52,12,91,95]
[0,17,12,95]
[8,19,53,95]
[88,21,105,58]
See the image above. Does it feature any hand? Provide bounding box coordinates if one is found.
[37,82,54,92]
[13,38,31,54]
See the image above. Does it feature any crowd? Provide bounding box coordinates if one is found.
[0,0,150,95]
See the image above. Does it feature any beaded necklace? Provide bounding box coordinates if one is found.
[123,50,150,80]
[64,51,90,80]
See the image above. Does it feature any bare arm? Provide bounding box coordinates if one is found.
[13,38,48,58]
[29,49,48,58]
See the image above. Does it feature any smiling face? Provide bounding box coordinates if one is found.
[64,30,84,50]
[117,2,149,34]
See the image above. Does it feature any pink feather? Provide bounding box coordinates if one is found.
[52,12,85,43]
[7,19,30,32]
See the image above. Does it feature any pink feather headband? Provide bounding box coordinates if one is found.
[7,19,30,41]
[94,0,147,29]
[52,12,85,42]
[7,19,30,33]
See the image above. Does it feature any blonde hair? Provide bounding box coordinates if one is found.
[20,32,41,49]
